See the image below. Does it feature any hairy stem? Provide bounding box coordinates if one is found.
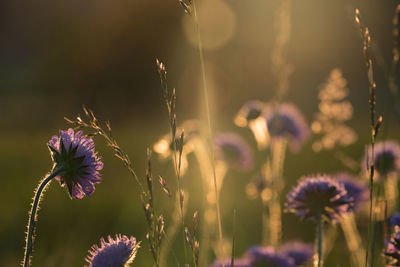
[23,167,64,267]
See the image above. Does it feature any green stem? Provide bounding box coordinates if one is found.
[23,167,64,267]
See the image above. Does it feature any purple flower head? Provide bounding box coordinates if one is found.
[279,242,314,266]
[48,128,103,199]
[211,258,252,267]
[390,212,400,228]
[214,133,254,171]
[85,234,140,267]
[363,140,400,178]
[263,103,310,152]
[334,173,368,212]
[247,246,295,267]
[234,100,265,127]
[384,226,400,266]
[285,175,353,222]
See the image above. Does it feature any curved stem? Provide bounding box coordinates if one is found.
[23,167,64,267]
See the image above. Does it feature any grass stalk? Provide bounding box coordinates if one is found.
[191,0,225,263]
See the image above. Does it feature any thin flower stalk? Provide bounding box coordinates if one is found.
[355,9,383,267]
[156,59,188,265]
[190,0,225,263]
[23,167,65,267]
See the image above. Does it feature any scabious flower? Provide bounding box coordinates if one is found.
[285,175,353,221]
[211,258,252,267]
[390,212,400,228]
[335,173,368,212]
[384,226,400,266]
[279,242,314,266]
[85,234,140,267]
[214,132,254,171]
[247,246,294,267]
[263,103,310,152]
[48,128,103,199]
[363,140,400,178]
[234,100,269,150]
[234,100,265,127]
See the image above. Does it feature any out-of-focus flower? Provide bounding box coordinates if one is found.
[384,226,400,266]
[312,69,357,152]
[210,258,252,267]
[334,173,368,212]
[263,103,310,152]
[279,241,314,266]
[285,175,353,221]
[246,246,294,267]
[153,120,200,175]
[48,128,103,199]
[390,212,400,228]
[85,234,140,267]
[234,100,269,149]
[363,140,400,179]
[214,132,254,171]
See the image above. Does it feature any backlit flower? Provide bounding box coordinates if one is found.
[363,140,400,178]
[85,234,139,267]
[285,175,352,221]
[247,246,294,267]
[384,226,400,266]
[390,212,400,228]
[335,173,368,212]
[263,103,310,152]
[48,128,103,199]
[214,132,254,171]
[234,100,269,149]
[279,242,314,266]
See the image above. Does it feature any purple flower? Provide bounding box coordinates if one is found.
[390,212,400,228]
[247,246,295,267]
[48,128,103,199]
[384,226,400,266]
[234,100,265,127]
[85,234,140,267]
[214,133,254,171]
[285,175,353,221]
[211,258,252,267]
[363,140,400,178]
[263,103,310,152]
[279,242,314,266]
[335,173,368,212]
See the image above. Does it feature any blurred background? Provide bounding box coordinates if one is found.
[1,0,400,266]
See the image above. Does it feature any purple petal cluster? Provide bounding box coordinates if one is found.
[363,140,400,178]
[85,234,139,267]
[48,128,103,199]
[214,133,254,171]
[279,242,314,266]
[263,103,310,152]
[335,173,368,212]
[390,212,400,228]
[246,246,294,267]
[285,175,353,221]
[384,226,400,266]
